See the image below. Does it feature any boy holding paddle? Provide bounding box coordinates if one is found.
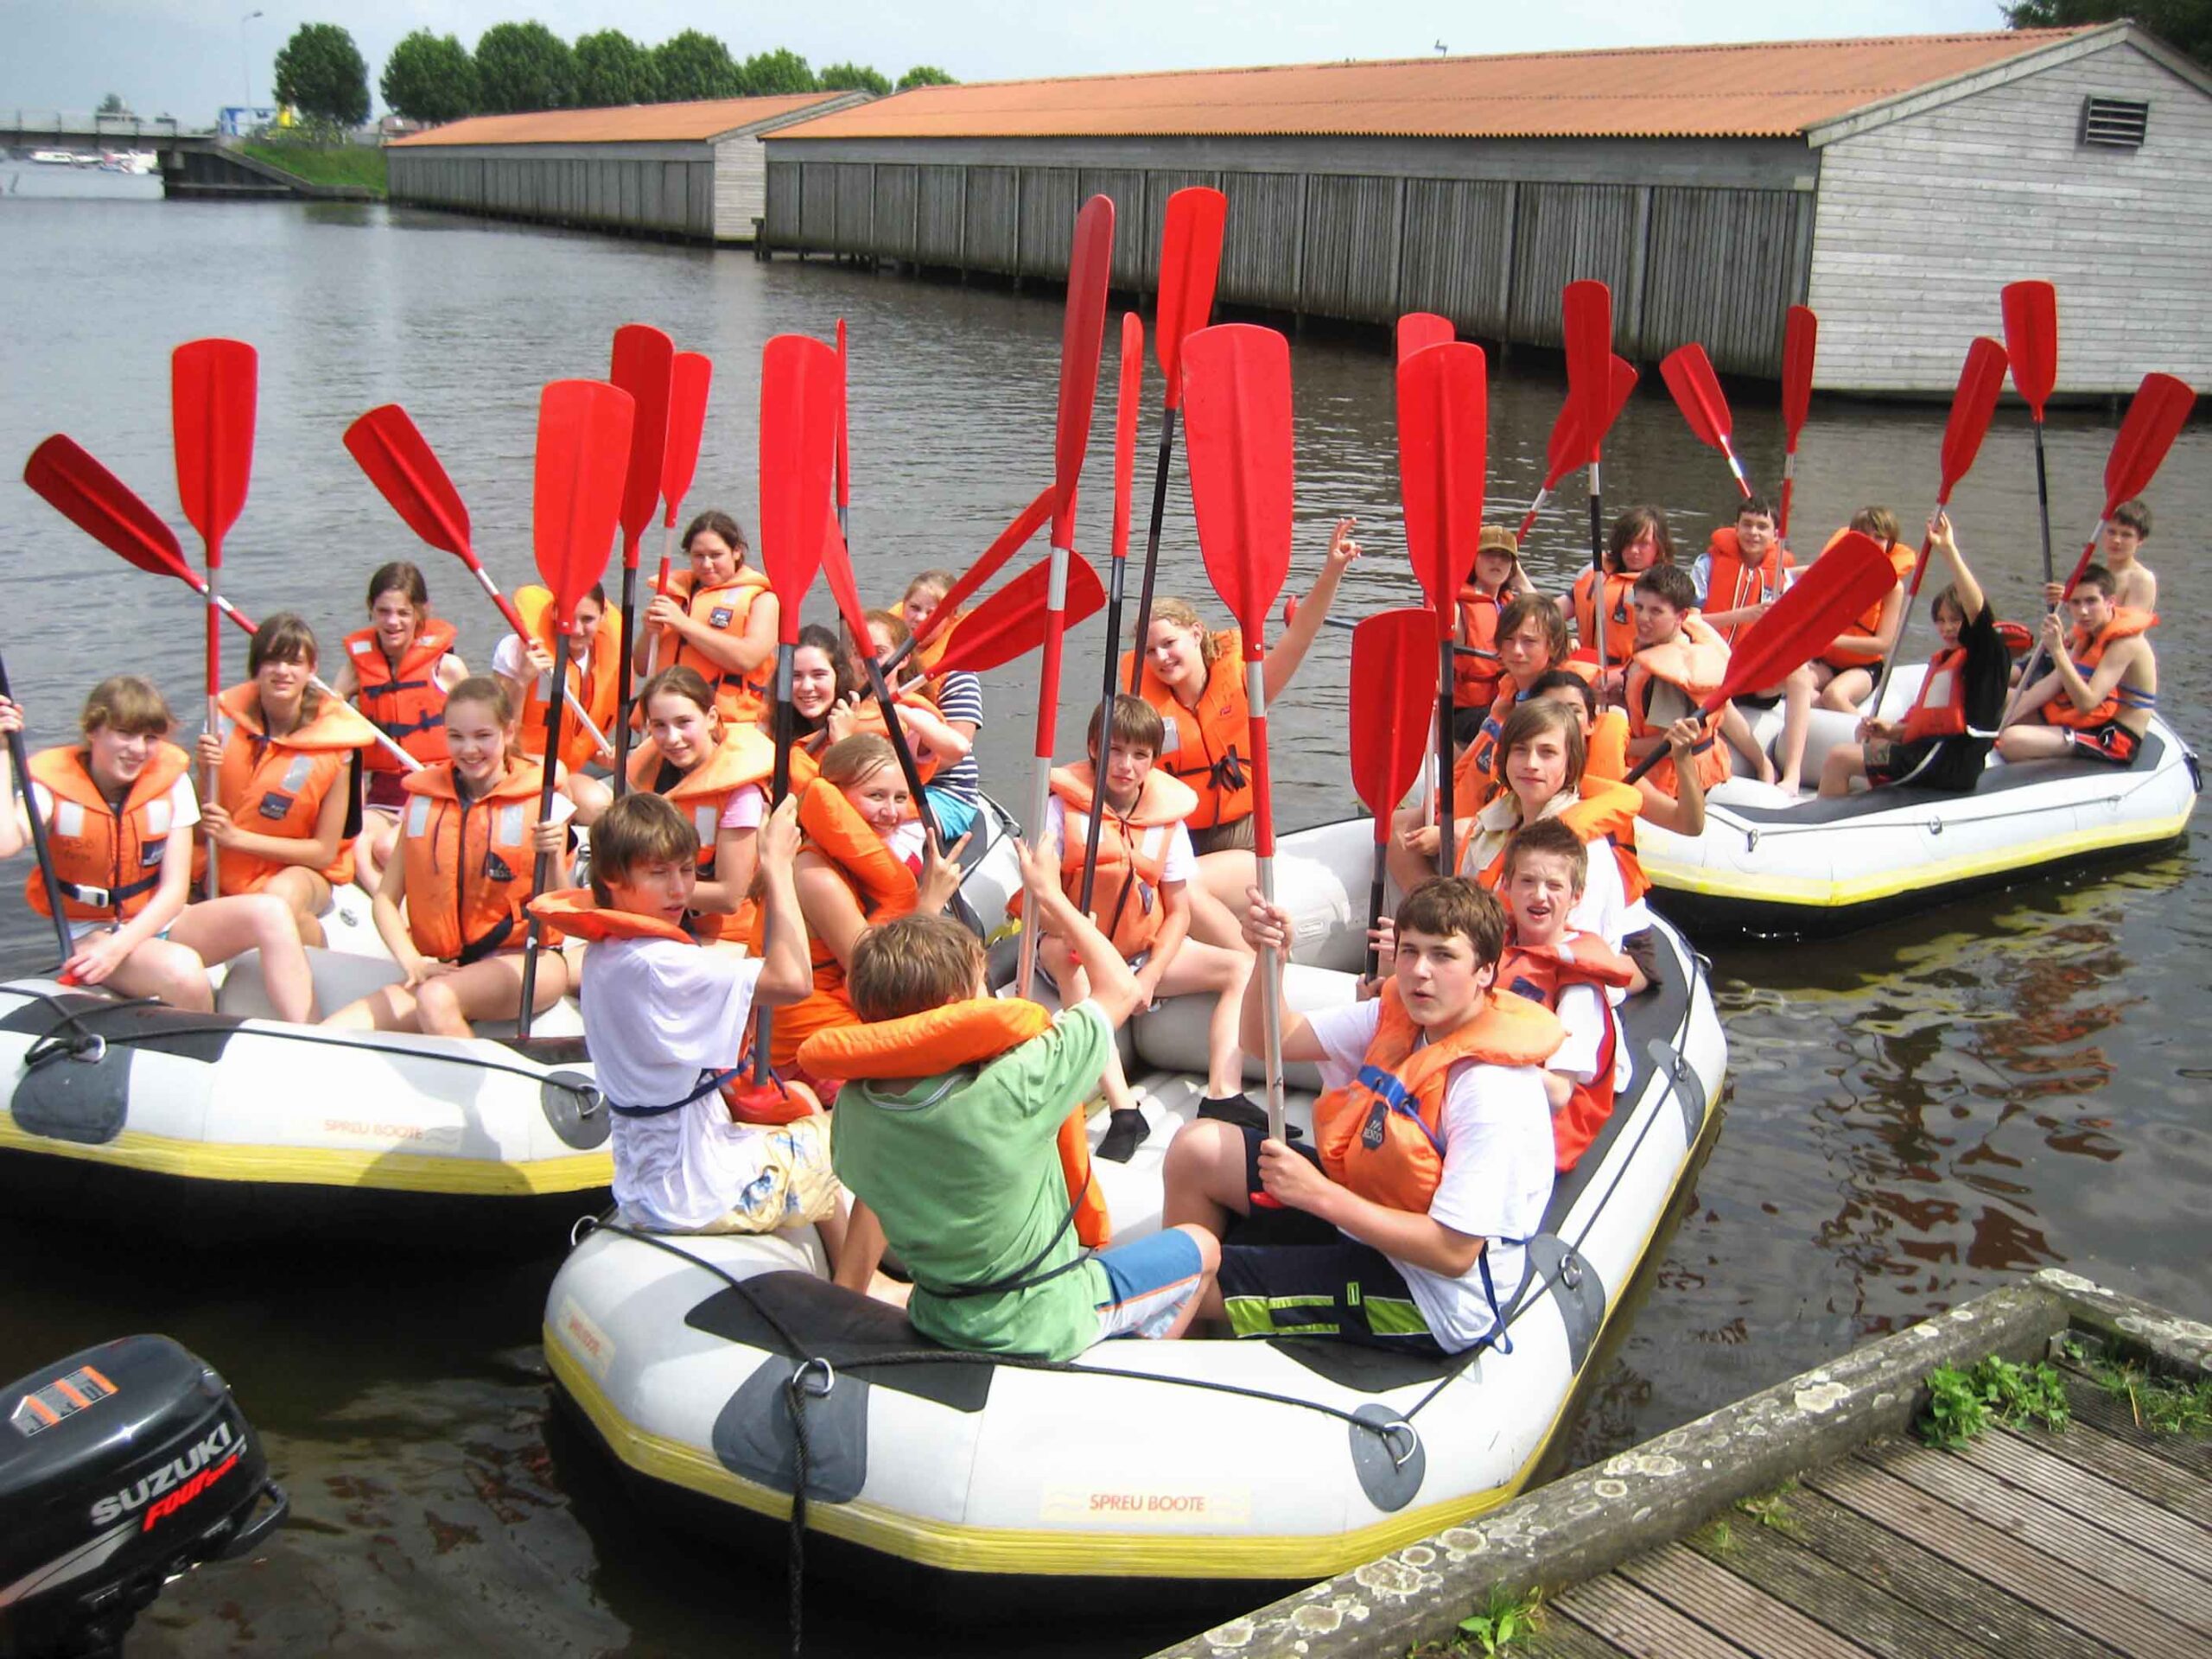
[1997,564,2159,767]
[2044,500,2157,613]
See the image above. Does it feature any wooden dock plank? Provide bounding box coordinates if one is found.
[1954,1427,2212,1576]
[1855,1440,2212,1634]
[1682,1515,1996,1659]
[1618,1541,1878,1658]
[2060,1368,2212,1483]
[1807,1457,2205,1659]
[2011,1413,2212,1530]
[1512,1613,1637,1659]
[1554,1573,1760,1659]
[1780,1486,2129,1659]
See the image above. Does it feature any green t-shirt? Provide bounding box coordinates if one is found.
[830,1001,1113,1362]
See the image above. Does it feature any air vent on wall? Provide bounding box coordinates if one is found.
[2079,96,2149,149]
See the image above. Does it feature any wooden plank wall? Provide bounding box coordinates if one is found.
[1808,39,2212,392]
[759,156,1816,375]
[390,150,718,240]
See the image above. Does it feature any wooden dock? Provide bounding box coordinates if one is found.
[1158,1271,2212,1659]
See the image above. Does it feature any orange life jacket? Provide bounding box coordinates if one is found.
[661,567,774,723]
[1624,614,1733,799]
[1586,709,1630,784]
[846,690,944,790]
[345,618,458,775]
[1045,762,1198,957]
[1311,982,1564,1213]
[799,997,1110,1249]
[1570,568,1637,668]
[528,887,821,1124]
[206,684,378,895]
[2039,607,2158,730]
[627,725,775,944]
[1701,528,1795,647]
[24,742,193,925]
[1496,931,1634,1173]
[893,598,971,703]
[1465,780,1650,906]
[514,584,623,774]
[1122,631,1251,831]
[1899,645,1971,744]
[1452,586,1506,710]
[1818,530,1915,670]
[398,759,548,963]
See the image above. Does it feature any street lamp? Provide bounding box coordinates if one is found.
[240,10,264,117]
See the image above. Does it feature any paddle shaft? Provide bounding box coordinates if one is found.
[1316,613,1493,657]
[1515,486,1549,546]
[1363,836,1386,982]
[613,534,642,785]
[2031,418,2056,589]
[1077,550,1127,912]
[1249,658,1286,1142]
[202,560,221,900]
[0,652,78,966]
[1018,538,1075,1000]
[515,642,569,1042]
[1780,449,1798,542]
[2002,512,2111,727]
[1586,454,1608,712]
[1864,535,1936,721]
[1433,637,1457,880]
[461,558,613,759]
[646,523,678,680]
[1124,409,1179,694]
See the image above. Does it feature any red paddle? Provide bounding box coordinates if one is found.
[1624,531,1898,786]
[1866,336,2011,715]
[1181,321,1296,1141]
[1396,313,1452,363]
[1779,306,1818,541]
[1350,607,1438,980]
[172,337,256,899]
[608,324,674,784]
[2000,281,2058,591]
[834,317,851,535]
[344,404,613,758]
[1020,193,1115,996]
[2006,370,2196,721]
[819,512,944,849]
[935,552,1108,675]
[1515,395,1588,545]
[649,350,714,676]
[756,334,840,805]
[882,486,1057,677]
[1396,339,1488,880]
[518,378,633,1039]
[1560,285,1619,711]
[1660,341,1751,499]
[1078,310,1147,912]
[1127,185,1228,692]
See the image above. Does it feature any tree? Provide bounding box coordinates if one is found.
[273,22,369,130]
[896,65,957,92]
[474,21,574,114]
[740,48,817,96]
[575,29,660,106]
[380,31,476,124]
[97,92,127,114]
[817,61,891,96]
[652,29,742,101]
[2004,0,2209,66]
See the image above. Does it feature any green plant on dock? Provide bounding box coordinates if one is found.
[1733,1482,1803,1540]
[2082,1351,2212,1435]
[1406,1586,1543,1656]
[1918,1357,2070,1448]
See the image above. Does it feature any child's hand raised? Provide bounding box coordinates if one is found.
[758,792,803,873]
[918,830,972,912]
[1325,518,1361,573]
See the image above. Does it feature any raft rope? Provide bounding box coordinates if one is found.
[1713,760,2189,849]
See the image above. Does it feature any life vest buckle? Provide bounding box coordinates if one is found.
[61,880,112,910]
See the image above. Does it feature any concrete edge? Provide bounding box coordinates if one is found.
[1148,1281,2069,1659]
[2029,1268,2212,1378]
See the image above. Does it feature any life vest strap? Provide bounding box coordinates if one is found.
[607,1066,742,1120]
[60,870,160,910]
[1351,1064,1448,1159]
[455,912,518,968]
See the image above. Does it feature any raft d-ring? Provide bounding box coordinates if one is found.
[1378,1419,1420,1471]
[1560,1250,1585,1291]
[791,1357,836,1399]
[569,1213,601,1249]
[1927,817,1943,836]
[1745,826,1761,853]
[69,1033,105,1065]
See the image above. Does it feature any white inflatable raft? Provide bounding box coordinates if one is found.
[1637,666,2201,938]
[542,817,1727,1603]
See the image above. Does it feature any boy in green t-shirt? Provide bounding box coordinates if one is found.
[825,841,1220,1361]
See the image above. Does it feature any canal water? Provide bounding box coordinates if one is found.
[0,199,2203,1656]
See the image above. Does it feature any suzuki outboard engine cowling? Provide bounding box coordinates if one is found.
[0,1336,284,1659]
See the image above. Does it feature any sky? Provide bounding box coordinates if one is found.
[3,0,2017,121]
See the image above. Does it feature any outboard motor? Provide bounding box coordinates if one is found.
[0,1337,284,1658]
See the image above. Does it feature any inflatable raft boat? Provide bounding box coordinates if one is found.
[542,817,1727,1609]
[1637,666,2201,939]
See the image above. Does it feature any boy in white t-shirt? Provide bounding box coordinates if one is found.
[1037,696,1252,1163]
[1160,877,1560,1356]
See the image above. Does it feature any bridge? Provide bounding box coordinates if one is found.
[0,111,374,200]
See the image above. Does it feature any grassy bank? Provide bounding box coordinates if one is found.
[239,141,386,196]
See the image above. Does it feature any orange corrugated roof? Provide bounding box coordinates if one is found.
[768,29,2101,142]
[391,92,855,147]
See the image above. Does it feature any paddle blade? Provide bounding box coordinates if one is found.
[819,512,870,643]
[835,317,850,512]
[1154,186,1227,406]
[609,323,675,552]
[757,334,842,636]
[1395,313,1452,364]
[1561,281,1611,452]
[1659,342,1732,453]
[1350,607,1439,822]
[343,404,472,559]
[1591,354,1638,459]
[23,435,192,582]
[1397,340,1489,630]
[913,486,1058,651]
[531,380,633,633]
[2103,372,2196,510]
[1719,531,1897,703]
[1935,337,2011,502]
[935,553,1107,674]
[1052,194,1116,550]
[171,338,257,550]
[1111,311,1144,563]
[661,351,713,523]
[1782,306,1818,442]
[1181,323,1296,645]
[2000,283,2057,418]
[1539,397,1586,489]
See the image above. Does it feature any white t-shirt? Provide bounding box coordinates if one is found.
[1469,791,1630,949]
[584,936,784,1231]
[33,774,200,941]
[1303,998,1555,1352]
[1039,796,1196,886]
[1547,982,1632,1094]
[492,632,595,700]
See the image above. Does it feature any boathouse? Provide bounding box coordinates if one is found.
[386,91,870,245]
[758,25,2212,395]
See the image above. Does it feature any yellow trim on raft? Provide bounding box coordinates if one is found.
[1641,807,2193,908]
[0,1117,611,1196]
